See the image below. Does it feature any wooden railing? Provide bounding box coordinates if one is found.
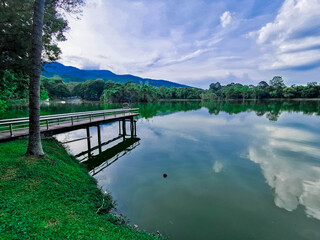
[0,108,139,136]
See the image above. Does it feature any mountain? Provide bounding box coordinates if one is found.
[42,62,191,88]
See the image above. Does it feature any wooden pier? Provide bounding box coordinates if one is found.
[0,108,139,142]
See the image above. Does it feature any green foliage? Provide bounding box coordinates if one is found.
[270,76,285,89]
[0,100,7,114]
[222,84,249,100]
[0,139,160,239]
[103,81,156,103]
[283,87,297,98]
[40,89,49,100]
[200,90,217,100]
[0,0,32,74]
[0,0,84,74]
[73,79,105,100]
[0,70,29,101]
[3,70,320,104]
[102,81,202,103]
[41,76,71,99]
[209,77,319,100]
[0,0,85,107]
[209,82,222,92]
[258,81,269,88]
[41,76,320,102]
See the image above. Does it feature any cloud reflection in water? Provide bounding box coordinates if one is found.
[249,125,320,220]
[212,161,223,173]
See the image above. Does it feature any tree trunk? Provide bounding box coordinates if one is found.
[26,0,45,156]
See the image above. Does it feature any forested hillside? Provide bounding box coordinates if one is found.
[42,62,191,88]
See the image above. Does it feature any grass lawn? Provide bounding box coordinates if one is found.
[0,139,160,239]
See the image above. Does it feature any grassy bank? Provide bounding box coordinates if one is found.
[0,139,159,239]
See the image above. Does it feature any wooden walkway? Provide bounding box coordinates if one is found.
[0,108,139,142]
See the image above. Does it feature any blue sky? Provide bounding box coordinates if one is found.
[59,0,320,88]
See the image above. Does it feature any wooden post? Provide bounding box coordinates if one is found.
[134,120,137,136]
[46,119,49,130]
[9,124,13,136]
[130,117,134,138]
[97,125,102,154]
[86,126,91,158]
[122,118,126,137]
[71,116,74,126]
[118,120,121,135]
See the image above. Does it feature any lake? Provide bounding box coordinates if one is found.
[4,100,320,239]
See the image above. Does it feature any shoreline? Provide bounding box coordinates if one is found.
[0,138,160,239]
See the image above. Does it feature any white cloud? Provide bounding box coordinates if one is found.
[256,0,320,44]
[58,0,320,87]
[267,49,320,70]
[220,11,232,28]
[253,0,320,70]
[278,36,320,54]
[58,0,273,87]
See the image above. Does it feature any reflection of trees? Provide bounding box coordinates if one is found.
[4,99,319,122]
[130,101,202,119]
[255,111,265,117]
[202,100,320,122]
[130,100,319,122]
[2,101,122,119]
[266,112,279,121]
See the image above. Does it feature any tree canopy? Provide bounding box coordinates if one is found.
[0,0,83,74]
[0,0,84,112]
[37,76,320,103]
[208,77,320,100]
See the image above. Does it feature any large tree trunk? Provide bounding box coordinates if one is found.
[26,0,45,156]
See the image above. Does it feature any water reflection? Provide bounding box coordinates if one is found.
[3,99,320,120]
[51,101,320,240]
[212,161,223,173]
[83,137,140,176]
[55,122,141,176]
[248,124,320,220]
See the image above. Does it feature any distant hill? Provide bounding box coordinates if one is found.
[42,62,191,88]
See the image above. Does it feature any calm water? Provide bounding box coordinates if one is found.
[5,100,320,239]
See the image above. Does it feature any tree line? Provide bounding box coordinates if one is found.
[2,73,320,112]
[205,76,320,100]
[40,76,203,102]
[40,75,320,103]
